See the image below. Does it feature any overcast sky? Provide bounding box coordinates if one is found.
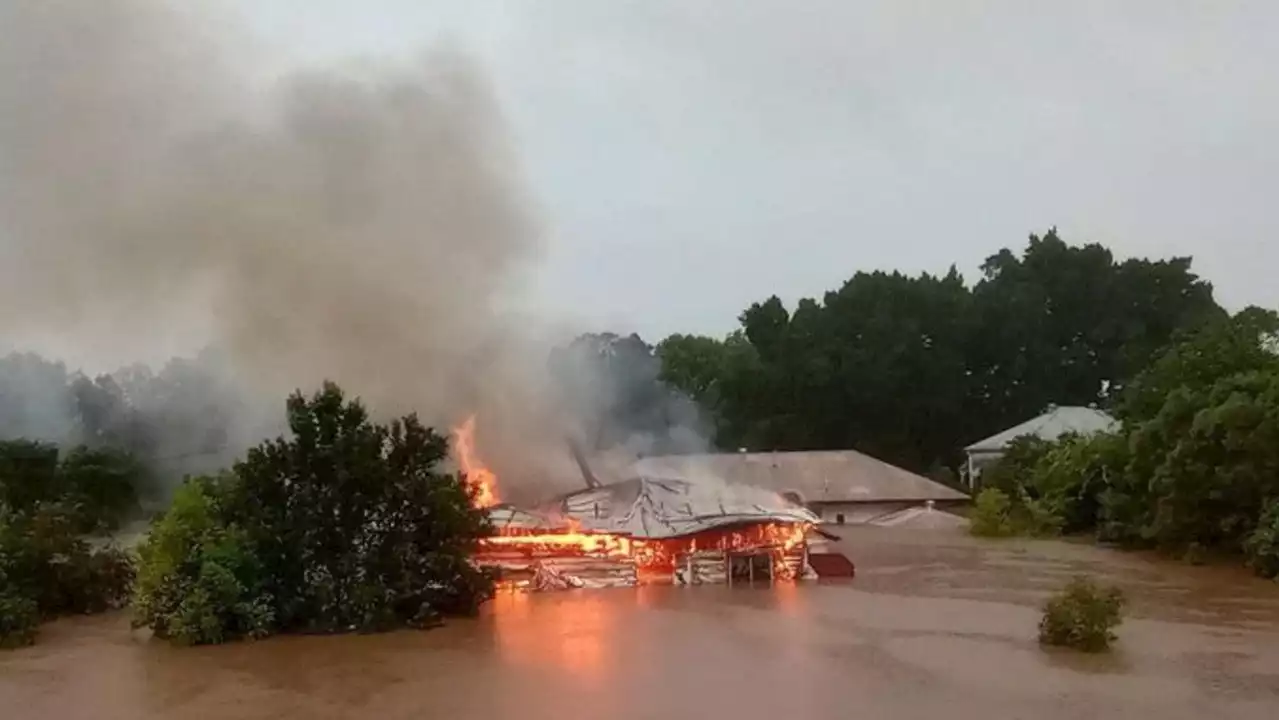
[235,0,1277,340]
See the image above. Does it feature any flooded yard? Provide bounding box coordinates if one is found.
[2,527,1275,719]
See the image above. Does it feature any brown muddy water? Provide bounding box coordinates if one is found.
[2,527,1276,719]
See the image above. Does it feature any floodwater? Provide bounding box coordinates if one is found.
[2,527,1275,720]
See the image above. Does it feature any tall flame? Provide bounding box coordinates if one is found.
[477,522,809,576]
[452,414,501,507]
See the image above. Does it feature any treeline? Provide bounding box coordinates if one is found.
[971,308,1277,577]
[0,350,254,487]
[0,442,138,647]
[533,231,1269,490]
[654,230,1225,473]
[619,231,1276,573]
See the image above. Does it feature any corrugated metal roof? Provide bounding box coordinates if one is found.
[489,476,818,540]
[964,405,1118,453]
[555,476,818,539]
[629,451,969,504]
[486,505,563,533]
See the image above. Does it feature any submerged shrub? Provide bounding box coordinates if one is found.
[1038,576,1126,652]
[1243,500,1277,579]
[0,505,134,649]
[133,477,274,645]
[0,590,38,649]
[969,487,1014,537]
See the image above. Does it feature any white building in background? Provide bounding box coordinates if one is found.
[962,404,1119,489]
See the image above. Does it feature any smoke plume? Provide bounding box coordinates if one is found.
[0,1,711,500]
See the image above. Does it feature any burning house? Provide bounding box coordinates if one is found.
[452,417,822,591]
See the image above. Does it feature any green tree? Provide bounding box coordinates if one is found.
[977,435,1053,497]
[56,446,145,532]
[133,382,495,645]
[656,231,1217,476]
[1139,368,1278,554]
[0,440,61,515]
[1026,432,1127,535]
[967,230,1220,434]
[0,440,144,534]
[1117,307,1277,423]
[699,268,973,470]
[132,476,272,645]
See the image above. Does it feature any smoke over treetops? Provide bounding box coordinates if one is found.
[0,1,705,498]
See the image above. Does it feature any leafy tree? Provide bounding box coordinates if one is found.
[658,331,764,450]
[0,440,144,534]
[56,446,145,532]
[1139,367,1277,554]
[655,333,732,407]
[133,383,495,645]
[977,435,1053,497]
[967,230,1220,433]
[132,476,272,645]
[688,268,973,469]
[1117,307,1277,422]
[1026,432,1127,534]
[656,230,1216,476]
[0,440,61,515]
[0,437,140,648]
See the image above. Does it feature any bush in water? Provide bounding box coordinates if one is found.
[969,488,1014,537]
[0,590,38,649]
[1243,500,1277,579]
[1038,576,1126,652]
[133,383,494,646]
[0,505,135,649]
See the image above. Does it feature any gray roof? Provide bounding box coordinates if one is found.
[964,405,1118,453]
[629,450,968,504]
[489,476,817,539]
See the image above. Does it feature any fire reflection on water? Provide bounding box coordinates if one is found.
[490,591,615,681]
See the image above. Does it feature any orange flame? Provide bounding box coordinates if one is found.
[451,414,500,507]
[477,522,810,576]
[452,413,810,584]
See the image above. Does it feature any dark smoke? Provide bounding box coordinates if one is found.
[0,1,710,498]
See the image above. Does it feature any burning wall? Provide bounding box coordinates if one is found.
[453,416,817,591]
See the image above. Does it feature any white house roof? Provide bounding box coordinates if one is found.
[964,405,1118,453]
[500,476,818,540]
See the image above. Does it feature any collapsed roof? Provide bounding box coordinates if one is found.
[487,475,817,540]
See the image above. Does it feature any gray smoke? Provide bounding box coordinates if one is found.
[0,1,710,501]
